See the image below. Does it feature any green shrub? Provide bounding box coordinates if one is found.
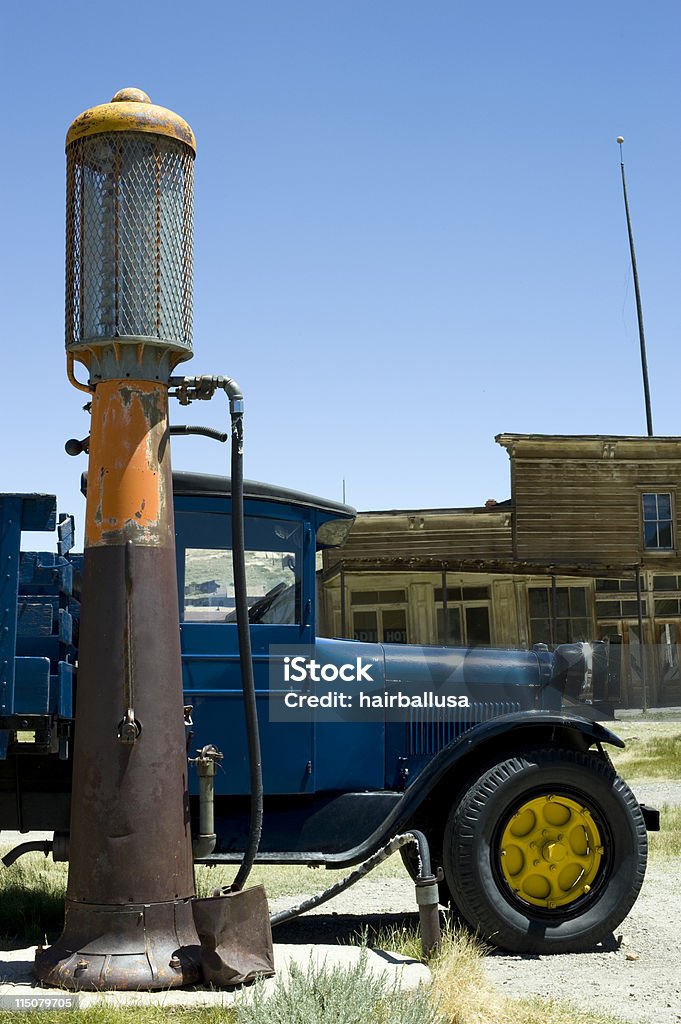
[233,949,440,1024]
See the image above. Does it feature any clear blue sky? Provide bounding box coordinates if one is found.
[2,1,680,542]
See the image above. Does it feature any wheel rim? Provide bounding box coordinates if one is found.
[498,794,604,910]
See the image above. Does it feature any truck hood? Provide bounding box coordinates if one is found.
[381,643,550,705]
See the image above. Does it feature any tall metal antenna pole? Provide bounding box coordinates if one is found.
[617,136,653,436]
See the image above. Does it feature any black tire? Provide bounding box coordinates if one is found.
[442,747,647,954]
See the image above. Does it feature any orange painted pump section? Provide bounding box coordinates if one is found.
[85,379,172,548]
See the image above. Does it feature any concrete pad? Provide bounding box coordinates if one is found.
[0,944,431,1008]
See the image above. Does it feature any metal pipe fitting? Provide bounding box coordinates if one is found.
[168,374,244,413]
[52,832,70,863]
[404,828,442,956]
[189,745,223,859]
[2,840,52,868]
[415,873,442,957]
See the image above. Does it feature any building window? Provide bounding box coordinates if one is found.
[647,574,681,615]
[351,589,406,606]
[595,578,646,621]
[528,586,590,646]
[642,493,674,551]
[434,586,491,646]
[596,599,646,619]
[653,574,681,592]
[351,590,409,644]
[595,576,644,594]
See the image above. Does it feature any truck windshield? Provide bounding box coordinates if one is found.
[182,516,302,624]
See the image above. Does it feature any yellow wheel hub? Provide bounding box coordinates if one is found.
[499,794,603,909]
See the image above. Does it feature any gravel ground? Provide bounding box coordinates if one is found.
[484,864,680,1024]
[627,780,681,808]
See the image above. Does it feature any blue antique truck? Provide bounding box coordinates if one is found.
[0,473,657,955]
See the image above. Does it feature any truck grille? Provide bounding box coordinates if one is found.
[408,701,521,756]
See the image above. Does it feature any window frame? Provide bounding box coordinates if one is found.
[527,583,592,647]
[351,602,410,645]
[433,584,492,647]
[640,489,675,554]
[175,504,307,629]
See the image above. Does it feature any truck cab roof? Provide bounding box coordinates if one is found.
[171,471,355,518]
[80,470,357,548]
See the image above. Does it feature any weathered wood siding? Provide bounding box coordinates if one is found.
[325,507,513,571]
[497,435,681,569]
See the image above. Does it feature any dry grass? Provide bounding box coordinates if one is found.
[0,1010,235,1024]
[649,803,681,859]
[609,722,681,779]
[607,721,681,857]
[352,919,626,1024]
[493,996,629,1024]
[0,849,67,946]
[195,855,408,900]
[0,848,409,945]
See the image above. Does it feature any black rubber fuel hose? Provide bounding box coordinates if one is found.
[228,399,264,892]
[269,830,432,926]
[169,425,228,442]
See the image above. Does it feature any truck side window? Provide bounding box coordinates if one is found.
[182,517,302,624]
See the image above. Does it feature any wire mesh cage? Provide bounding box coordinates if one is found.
[66,131,194,357]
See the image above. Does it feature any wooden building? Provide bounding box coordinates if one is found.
[320,434,681,708]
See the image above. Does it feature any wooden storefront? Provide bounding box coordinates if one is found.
[320,435,681,708]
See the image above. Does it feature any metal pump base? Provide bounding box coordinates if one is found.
[34,898,202,991]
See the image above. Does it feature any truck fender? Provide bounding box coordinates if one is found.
[323,711,625,869]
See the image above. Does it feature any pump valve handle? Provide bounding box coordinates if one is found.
[65,425,228,456]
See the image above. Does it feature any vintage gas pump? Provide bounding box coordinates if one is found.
[35,88,203,990]
[32,88,438,989]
